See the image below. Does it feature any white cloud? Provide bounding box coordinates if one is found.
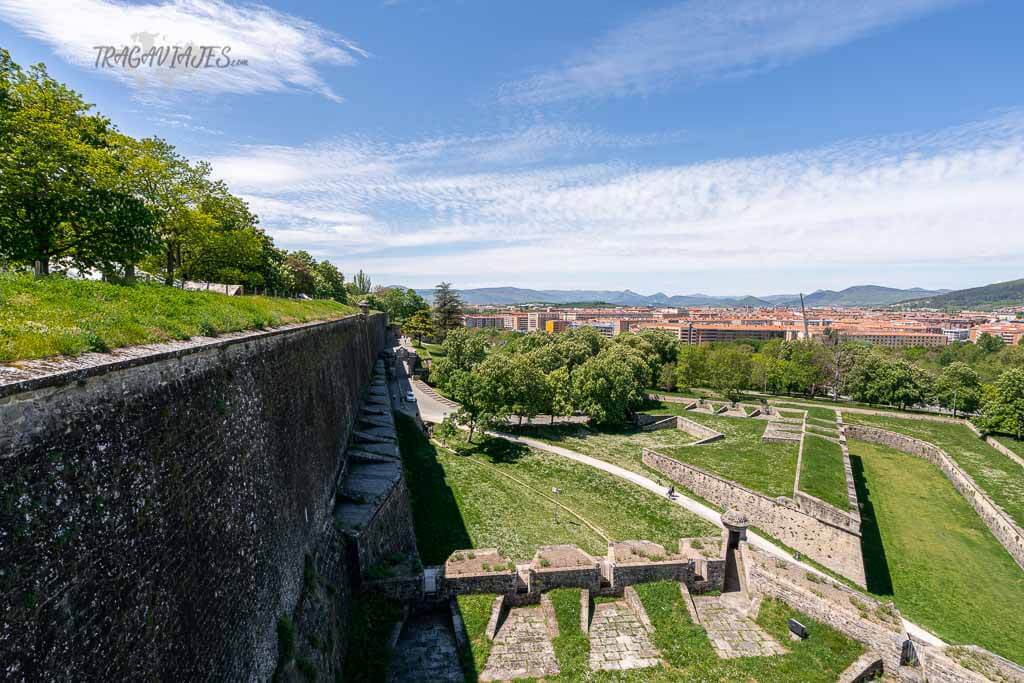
[205,113,1024,288]
[0,0,366,101]
[499,0,963,105]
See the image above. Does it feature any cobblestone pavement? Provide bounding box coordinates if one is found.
[480,607,559,681]
[692,596,788,659]
[588,601,661,671]
[387,612,464,682]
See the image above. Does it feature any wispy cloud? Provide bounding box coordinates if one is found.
[499,0,963,105]
[207,113,1024,287]
[0,0,367,102]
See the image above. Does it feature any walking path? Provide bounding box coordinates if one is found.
[691,596,788,659]
[589,601,661,671]
[480,607,559,681]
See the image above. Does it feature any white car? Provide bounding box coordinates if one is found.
[405,391,416,402]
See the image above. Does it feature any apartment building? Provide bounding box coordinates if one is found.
[464,315,506,329]
[528,311,562,332]
[970,322,1024,345]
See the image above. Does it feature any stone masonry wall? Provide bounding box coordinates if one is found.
[643,449,866,586]
[352,476,418,575]
[0,314,387,681]
[847,425,1024,570]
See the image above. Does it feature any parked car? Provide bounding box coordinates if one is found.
[405,391,416,402]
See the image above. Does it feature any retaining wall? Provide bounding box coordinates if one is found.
[847,425,1024,571]
[642,449,866,586]
[0,314,388,681]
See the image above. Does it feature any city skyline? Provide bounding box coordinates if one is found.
[1,0,1022,293]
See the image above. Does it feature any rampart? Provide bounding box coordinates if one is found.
[0,314,389,680]
[642,449,866,586]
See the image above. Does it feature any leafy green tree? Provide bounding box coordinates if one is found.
[675,345,709,390]
[845,353,929,408]
[432,282,464,339]
[572,344,650,425]
[433,417,457,445]
[656,363,677,392]
[0,50,151,275]
[312,260,347,301]
[370,287,428,323]
[403,309,435,344]
[931,361,982,417]
[448,369,506,443]
[977,332,1004,354]
[430,328,488,388]
[638,329,679,365]
[349,269,372,295]
[547,366,574,423]
[978,368,1024,438]
[707,345,752,401]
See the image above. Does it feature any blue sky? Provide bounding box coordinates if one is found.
[1,0,1022,295]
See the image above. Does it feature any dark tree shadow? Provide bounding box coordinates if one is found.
[474,436,530,464]
[395,414,472,565]
[849,454,894,596]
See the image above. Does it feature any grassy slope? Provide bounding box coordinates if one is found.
[993,435,1024,460]
[647,405,799,498]
[397,415,714,562]
[0,273,354,362]
[799,435,848,509]
[516,422,697,475]
[844,413,1024,528]
[850,440,1024,664]
[455,594,494,682]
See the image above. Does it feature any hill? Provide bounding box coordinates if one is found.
[895,278,1024,310]
[775,285,949,308]
[414,286,772,307]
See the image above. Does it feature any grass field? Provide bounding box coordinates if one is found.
[993,435,1024,460]
[457,583,863,682]
[647,407,799,499]
[849,439,1024,664]
[799,435,848,509]
[397,415,715,563]
[514,422,698,475]
[0,273,354,362]
[843,413,1024,528]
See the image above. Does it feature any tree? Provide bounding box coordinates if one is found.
[657,363,677,392]
[707,346,752,401]
[430,328,488,388]
[349,269,372,295]
[845,353,929,409]
[434,417,457,446]
[432,282,464,339]
[403,309,435,344]
[932,361,982,417]
[977,332,1004,354]
[572,345,650,425]
[370,287,428,323]
[675,345,709,390]
[978,368,1024,439]
[819,329,859,400]
[0,50,151,275]
[448,369,506,443]
[312,260,347,301]
[638,329,679,365]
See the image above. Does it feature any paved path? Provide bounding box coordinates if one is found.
[589,601,661,671]
[692,596,788,659]
[387,612,464,683]
[480,607,559,681]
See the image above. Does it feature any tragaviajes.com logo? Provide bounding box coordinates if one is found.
[93,44,247,69]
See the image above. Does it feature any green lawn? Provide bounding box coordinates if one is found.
[0,273,354,362]
[844,413,1024,528]
[397,415,715,563]
[515,422,698,475]
[799,435,848,509]
[648,408,799,499]
[993,435,1024,460]
[455,594,494,682]
[849,439,1024,664]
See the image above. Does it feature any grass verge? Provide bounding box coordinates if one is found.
[844,413,1024,528]
[455,594,494,682]
[799,434,849,509]
[397,414,715,562]
[849,439,1024,664]
[0,273,354,362]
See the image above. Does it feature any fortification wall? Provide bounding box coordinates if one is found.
[642,449,866,586]
[0,314,388,681]
[846,425,1024,571]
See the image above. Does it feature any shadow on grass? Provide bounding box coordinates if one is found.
[395,414,472,565]
[849,453,894,596]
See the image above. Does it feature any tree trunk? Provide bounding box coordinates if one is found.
[34,258,49,277]
[165,245,176,286]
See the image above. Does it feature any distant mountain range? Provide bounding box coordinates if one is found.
[413,285,950,308]
[895,278,1024,310]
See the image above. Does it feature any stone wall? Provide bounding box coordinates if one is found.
[642,449,866,586]
[986,436,1024,467]
[609,559,691,587]
[0,314,388,681]
[847,425,1024,570]
[442,571,518,597]
[350,476,418,575]
[530,566,601,593]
